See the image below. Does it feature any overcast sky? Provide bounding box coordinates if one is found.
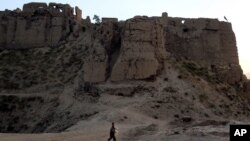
[1,0,249,76]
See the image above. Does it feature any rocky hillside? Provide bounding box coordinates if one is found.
[0,2,250,141]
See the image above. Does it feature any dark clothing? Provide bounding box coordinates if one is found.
[108,126,116,141]
[108,135,116,141]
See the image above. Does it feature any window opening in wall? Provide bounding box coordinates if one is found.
[183,28,189,33]
[171,21,176,26]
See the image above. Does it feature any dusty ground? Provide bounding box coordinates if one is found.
[0,123,230,141]
[0,92,231,141]
[0,74,249,140]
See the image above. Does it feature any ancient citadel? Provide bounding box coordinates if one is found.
[1,2,250,137]
[0,2,249,90]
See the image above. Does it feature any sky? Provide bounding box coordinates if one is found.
[0,0,249,77]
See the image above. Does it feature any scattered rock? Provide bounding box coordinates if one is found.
[182,116,193,123]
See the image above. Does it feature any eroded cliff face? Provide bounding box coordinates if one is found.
[94,16,244,85]
[0,3,247,89]
[111,17,166,81]
[165,18,243,84]
[79,15,244,85]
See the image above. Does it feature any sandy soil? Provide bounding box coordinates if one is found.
[0,90,233,141]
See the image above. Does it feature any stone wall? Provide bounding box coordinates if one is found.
[111,16,166,81]
[74,14,244,84]
[23,2,47,13]
[0,2,82,49]
[165,17,239,66]
[75,6,82,23]
[102,18,118,23]
[164,17,242,84]
[0,4,245,85]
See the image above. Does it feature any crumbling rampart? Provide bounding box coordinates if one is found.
[164,17,242,84]
[0,2,82,48]
[0,3,246,87]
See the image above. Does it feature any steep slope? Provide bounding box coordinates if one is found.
[1,41,250,133]
[0,58,250,140]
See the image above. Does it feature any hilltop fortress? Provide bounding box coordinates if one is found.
[0,2,249,91]
[1,3,250,135]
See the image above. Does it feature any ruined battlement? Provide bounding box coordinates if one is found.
[0,2,82,48]
[91,14,242,84]
[22,2,48,13]
[102,18,118,23]
[163,16,241,84]
[0,4,244,85]
[22,2,81,19]
[164,16,238,65]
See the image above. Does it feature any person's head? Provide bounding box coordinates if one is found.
[112,122,115,126]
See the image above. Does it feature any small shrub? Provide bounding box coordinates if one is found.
[7,126,14,132]
[153,115,158,119]
[192,96,196,100]
[199,94,208,103]
[0,103,9,112]
[83,82,92,92]
[174,114,179,118]
[177,75,183,79]
[182,62,209,76]
[164,77,168,81]
[164,86,177,93]
[155,105,160,109]
[184,92,188,96]
[204,113,209,117]
[93,15,101,24]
